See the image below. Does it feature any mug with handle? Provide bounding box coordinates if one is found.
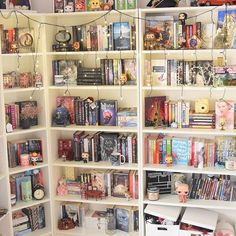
[110,152,126,166]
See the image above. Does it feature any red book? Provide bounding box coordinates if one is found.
[185,25,190,49]
[56,96,75,124]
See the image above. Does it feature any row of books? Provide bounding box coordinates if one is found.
[52,59,136,86]
[10,170,44,202]
[62,169,139,199]
[59,203,139,233]
[144,10,236,50]
[145,96,235,130]
[55,96,137,127]
[12,205,45,236]
[189,174,233,201]
[145,135,219,168]
[0,26,35,54]
[54,0,137,13]
[59,132,138,163]
[56,22,136,52]
[8,139,43,168]
[5,100,39,131]
[145,59,236,87]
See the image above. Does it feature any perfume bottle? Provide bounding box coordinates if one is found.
[105,208,116,235]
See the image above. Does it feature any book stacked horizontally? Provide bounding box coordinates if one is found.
[189,112,215,129]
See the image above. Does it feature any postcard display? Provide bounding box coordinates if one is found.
[0,2,236,236]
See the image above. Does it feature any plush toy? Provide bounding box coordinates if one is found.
[214,220,235,236]
[176,183,189,203]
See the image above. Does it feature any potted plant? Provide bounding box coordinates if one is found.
[20,103,40,129]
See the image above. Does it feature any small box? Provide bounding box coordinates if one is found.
[85,210,106,232]
[144,205,181,236]
[179,208,218,236]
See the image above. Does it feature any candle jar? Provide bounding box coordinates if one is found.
[20,154,30,167]
[147,187,160,201]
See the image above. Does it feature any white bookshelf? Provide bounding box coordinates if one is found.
[0,4,236,236]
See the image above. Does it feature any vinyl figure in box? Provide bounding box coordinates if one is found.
[165,155,172,167]
[89,0,101,10]
[119,74,128,85]
[82,152,89,163]
[176,183,189,203]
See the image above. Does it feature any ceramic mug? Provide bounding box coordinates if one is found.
[110,152,125,166]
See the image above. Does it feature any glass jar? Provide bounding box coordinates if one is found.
[147,187,160,201]
[105,208,116,235]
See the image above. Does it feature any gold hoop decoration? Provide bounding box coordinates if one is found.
[19,32,33,47]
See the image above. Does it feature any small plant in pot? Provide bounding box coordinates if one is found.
[20,103,41,129]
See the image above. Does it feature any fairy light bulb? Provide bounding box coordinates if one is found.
[29,95,32,100]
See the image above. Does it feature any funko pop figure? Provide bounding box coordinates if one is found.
[82,152,89,163]
[90,0,101,10]
[119,74,128,85]
[176,183,189,203]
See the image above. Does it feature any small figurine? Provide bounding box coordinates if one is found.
[30,153,38,166]
[124,191,132,201]
[143,32,156,50]
[178,12,188,48]
[57,177,68,196]
[165,155,172,167]
[82,152,89,163]
[100,2,112,10]
[119,74,128,85]
[90,0,101,10]
[176,183,189,203]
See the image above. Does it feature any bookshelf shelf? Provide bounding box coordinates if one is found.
[55,195,139,206]
[4,87,45,94]
[9,163,48,175]
[53,159,138,170]
[143,164,236,176]
[50,125,138,133]
[6,126,46,136]
[26,228,52,236]
[142,127,236,136]
[143,195,236,210]
[0,211,8,223]
[11,197,50,212]
[46,50,136,57]
[55,228,139,236]
[1,53,44,58]
[49,85,137,91]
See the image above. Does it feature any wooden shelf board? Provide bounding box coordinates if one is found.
[49,85,137,90]
[53,159,138,170]
[2,53,43,57]
[143,195,236,210]
[55,228,138,236]
[6,126,46,137]
[9,163,48,175]
[143,164,236,176]
[143,127,236,136]
[11,197,50,212]
[55,195,139,206]
[51,125,138,133]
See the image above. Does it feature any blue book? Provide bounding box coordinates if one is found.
[115,207,131,232]
[171,138,191,165]
[15,175,32,201]
[99,100,118,126]
[113,22,131,50]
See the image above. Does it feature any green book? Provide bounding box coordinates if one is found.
[126,0,136,9]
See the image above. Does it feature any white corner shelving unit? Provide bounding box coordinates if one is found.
[0,3,236,236]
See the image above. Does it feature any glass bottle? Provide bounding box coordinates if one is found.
[105,208,116,235]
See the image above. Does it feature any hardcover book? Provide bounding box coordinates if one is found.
[58,60,78,85]
[215,100,234,130]
[112,171,129,198]
[56,96,76,124]
[145,96,166,127]
[145,15,174,49]
[99,99,118,126]
[100,133,118,161]
[115,206,131,232]
[171,137,191,166]
[113,22,131,50]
